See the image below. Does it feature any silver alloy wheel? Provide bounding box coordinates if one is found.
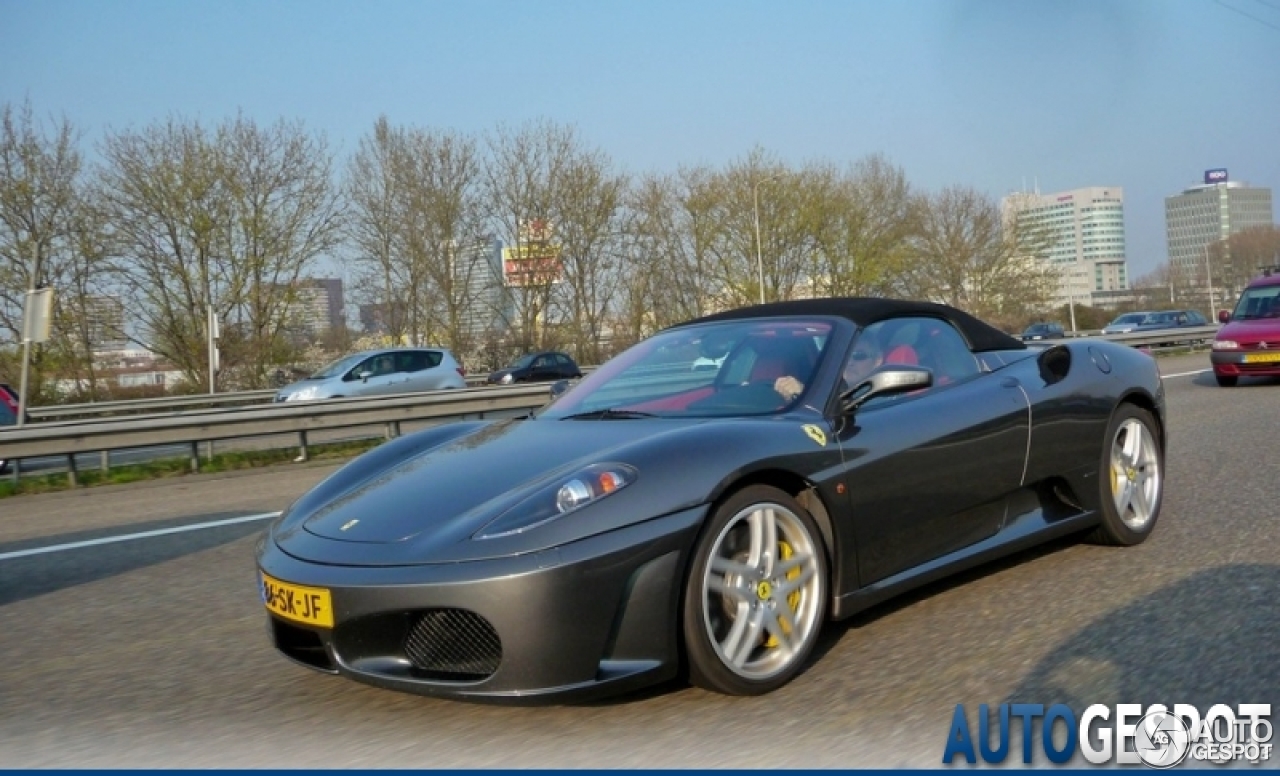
[700,501,822,681]
[1110,417,1161,530]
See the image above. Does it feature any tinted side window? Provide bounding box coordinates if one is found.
[398,351,430,373]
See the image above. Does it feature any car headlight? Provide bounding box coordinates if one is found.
[500,373,514,385]
[287,385,319,401]
[1212,340,1240,350]
[474,462,637,539]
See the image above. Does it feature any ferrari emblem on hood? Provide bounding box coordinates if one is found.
[802,424,827,447]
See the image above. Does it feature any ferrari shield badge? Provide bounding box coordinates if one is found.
[802,424,827,447]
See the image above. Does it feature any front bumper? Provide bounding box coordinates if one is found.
[1210,350,1280,377]
[256,505,705,703]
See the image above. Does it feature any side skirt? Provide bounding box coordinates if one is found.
[830,503,1098,620]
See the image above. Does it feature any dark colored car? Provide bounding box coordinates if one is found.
[486,351,582,385]
[1210,267,1280,387]
[1133,309,1208,331]
[1104,310,1208,336]
[257,297,1166,702]
[0,383,21,474]
[1020,322,1065,341]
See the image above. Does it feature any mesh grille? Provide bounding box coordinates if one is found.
[404,609,501,680]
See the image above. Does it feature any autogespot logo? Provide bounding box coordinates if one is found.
[942,703,1272,767]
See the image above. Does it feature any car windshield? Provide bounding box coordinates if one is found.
[506,354,536,369]
[1109,313,1147,326]
[308,353,365,380]
[1232,287,1280,320]
[539,319,834,419]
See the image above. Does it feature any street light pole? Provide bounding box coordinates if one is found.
[1204,243,1217,320]
[752,175,777,305]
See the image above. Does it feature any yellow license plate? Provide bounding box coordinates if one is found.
[1243,352,1280,363]
[261,573,333,628]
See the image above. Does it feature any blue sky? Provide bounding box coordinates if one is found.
[3,0,1278,281]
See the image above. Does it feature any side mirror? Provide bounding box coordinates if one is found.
[1217,310,1230,324]
[359,370,373,382]
[839,366,933,413]
[549,379,572,400]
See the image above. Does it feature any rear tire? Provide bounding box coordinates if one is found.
[1215,374,1238,387]
[1089,404,1163,546]
[681,485,828,695]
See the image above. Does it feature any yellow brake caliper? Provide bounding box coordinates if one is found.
[763,540,803,648]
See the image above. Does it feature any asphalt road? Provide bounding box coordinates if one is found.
[0,354,1276,767]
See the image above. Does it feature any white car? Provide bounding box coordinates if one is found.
[275,347,467,401]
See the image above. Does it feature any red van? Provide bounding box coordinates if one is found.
[1210,267,1280,386]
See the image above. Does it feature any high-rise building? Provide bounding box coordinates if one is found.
[79,295,127,350]
[455,237,513,340]
[1164,170,1274,281]
[282,278,344,336]
[1002,186,1130,308]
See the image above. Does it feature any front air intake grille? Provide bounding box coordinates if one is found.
[404,609,501,680]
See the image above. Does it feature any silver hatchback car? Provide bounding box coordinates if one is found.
[275,347,467,402]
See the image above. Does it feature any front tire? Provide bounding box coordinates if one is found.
[1215,374,1238,387]
[1090,404,1163,546]
[681,485,828,695]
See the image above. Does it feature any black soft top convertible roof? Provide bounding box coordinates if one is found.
[677,297,1027,353]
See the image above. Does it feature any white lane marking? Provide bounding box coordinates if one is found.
[0,511,282,562]
[1163,368,1212,378]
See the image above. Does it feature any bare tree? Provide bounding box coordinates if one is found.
[545,144,627,364]
[220,116,344,386]
[808,154,916,298]
[901,185,1057,329]
[622,166,729,331]
[705,150,812,307]
[99,116,340,389]
[347,118,491,352]
[0,101,88,402]
[346,118,409,344]
[1216,226,1280,299]
[482,120,589,352]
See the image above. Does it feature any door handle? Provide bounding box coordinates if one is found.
[1001,377,1020,388]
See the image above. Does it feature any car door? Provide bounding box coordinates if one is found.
[402,350,444,391]
[345,354,403,396]
[527,354,554,381]
[552,353,578,379]
[833,317,1031,587]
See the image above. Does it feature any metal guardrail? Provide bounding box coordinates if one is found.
[1031,326,1219,350]
[2,384,554,484]
[27,389,279,421]
[22,371,589,421]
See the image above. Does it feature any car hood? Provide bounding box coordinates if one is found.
[1218,318,1280,344]
[274,417,711,565]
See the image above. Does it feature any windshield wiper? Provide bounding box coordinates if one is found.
[559,408,657,420]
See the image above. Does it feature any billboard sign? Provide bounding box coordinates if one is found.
[503,244,563,287]
[1205,168,1229,184]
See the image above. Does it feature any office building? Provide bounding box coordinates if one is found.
[1002,186,1130,308]
[1165,170,1273,282]
[282,278,345,336]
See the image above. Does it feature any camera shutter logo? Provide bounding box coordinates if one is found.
[1136,710,1191,768]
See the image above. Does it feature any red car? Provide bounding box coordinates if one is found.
[1211,267,1280,387]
